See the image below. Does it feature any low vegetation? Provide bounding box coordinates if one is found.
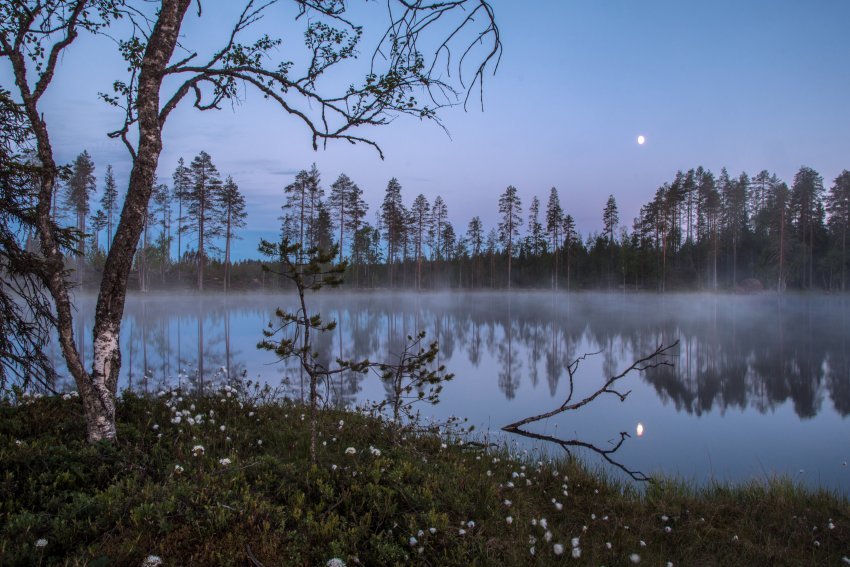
[1,390,848,566]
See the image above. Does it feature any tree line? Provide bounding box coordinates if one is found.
[50,156,850,293]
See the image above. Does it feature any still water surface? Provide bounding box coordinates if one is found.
[57,291,850,491]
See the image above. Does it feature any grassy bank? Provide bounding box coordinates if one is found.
[1,391,848,566]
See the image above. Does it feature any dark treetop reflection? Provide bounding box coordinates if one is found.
[52,291,850,490]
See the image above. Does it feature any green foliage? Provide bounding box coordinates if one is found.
[1,393,848,565]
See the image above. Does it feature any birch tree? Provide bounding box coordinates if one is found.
[1,0,500,442]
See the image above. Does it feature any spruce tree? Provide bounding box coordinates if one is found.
[65,150,96,284]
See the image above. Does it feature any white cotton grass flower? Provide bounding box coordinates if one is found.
[506,516,513,525]
[219,425,226,432]
[554,501,563,511]
[326,558,346,567]
[429,527,437,534]
[173,464,184,474]
[605,541,612,549]
[192,445,205,456]
[219,458,232,466]
[529,546,535,556]
[629,553,641,564]
[571,547,581,559]
[345,447,356,455]
[467,520,475,529]
[571,537,580,548]
[35,538,48,548]
[458,528,466,535]
[553,543,564,556]
[142,555,163,566]
[544,531,553,543]
[665,526,672,533]
[409,536,417,546]
[639,540,646,547]
[369,446,381,457]
[503,499,512,507]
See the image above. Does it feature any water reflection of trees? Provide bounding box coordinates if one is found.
[56,293,850,418]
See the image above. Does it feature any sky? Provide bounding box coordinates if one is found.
[4,0,850,260]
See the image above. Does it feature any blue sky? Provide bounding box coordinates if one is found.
[5,0,850,260]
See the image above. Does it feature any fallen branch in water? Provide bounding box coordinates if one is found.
[502,341,679,482]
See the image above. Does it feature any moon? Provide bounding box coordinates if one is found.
[636,422,645,437]
[637,135,646,145]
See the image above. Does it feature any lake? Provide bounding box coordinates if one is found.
[54,291,850,492]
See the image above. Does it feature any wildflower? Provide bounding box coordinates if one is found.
[529,546,535,556]
[555,502,563,511]
[571,547,581,559]
[665,526,672,533]
[467,520,475,529]
[553,543,564,556]
[571,537,580,548]
[630,553,641,564]
[219,458,232,466]
[174,464,184,474]
[219,425,226,432]
[506,516,513,525]
[409,536,418,546]
[326,559,346,567]
[143,555,163,566]
[345,447,356,455]
[544,531,552,542]
[605,542,612,549]
[639,540,646,547]
[35,538,48,548]
[15,439,22,446]
[503,499,512,507]
[192,445,205,456]
[429,527,436,534]
[369,446,381,457]
[171,415,182,425]
[458,529,466,535]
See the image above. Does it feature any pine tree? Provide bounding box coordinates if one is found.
[183,151,223,291]
[498,185,522,289]
[826,171,850,291]
[219,175,247,292]
[172,158,192,272]
[100,165,119,252]
[328,173,364,264]
[429,196,447,261]
[65,150,96,285]
[602,194,619,243]
[546,187,563,289]
[790,166,825,288]
[89,209,107,256]
[411,194,430,289]
[562,214,576,290]
[151,182,172,282]
[466,215,484,288]
[380,177,405,285]
[527,196,545,256]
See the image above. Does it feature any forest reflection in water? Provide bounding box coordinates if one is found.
[53,291,850,490]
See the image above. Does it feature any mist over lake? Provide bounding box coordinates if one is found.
[56,291,850,491]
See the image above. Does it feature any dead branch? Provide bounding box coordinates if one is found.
[502,341,679,482]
